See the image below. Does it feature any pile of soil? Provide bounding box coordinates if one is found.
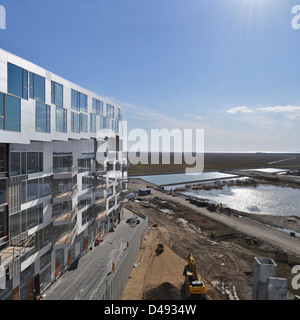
[143,282,183,300]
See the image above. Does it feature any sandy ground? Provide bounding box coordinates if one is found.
[121,178,300,300]
[121,227,188,300]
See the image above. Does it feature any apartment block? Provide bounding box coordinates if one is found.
[0,48,128,300]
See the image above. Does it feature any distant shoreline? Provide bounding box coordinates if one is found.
[127,152,300,176]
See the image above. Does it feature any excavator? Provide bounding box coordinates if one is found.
[184,252,206,299]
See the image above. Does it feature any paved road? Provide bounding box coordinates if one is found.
[43,211,143,300]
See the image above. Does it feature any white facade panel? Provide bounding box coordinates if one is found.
[0,48,127,300]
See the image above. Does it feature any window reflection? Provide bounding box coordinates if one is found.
[56,106,67,133]
[36,102,51,133]
[29,72,45,103]
[71,112,80,133]
[51,81,63,107]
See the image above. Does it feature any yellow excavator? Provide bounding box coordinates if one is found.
[184,253,206,299]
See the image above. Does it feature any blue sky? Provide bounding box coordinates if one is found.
[1,0,300,152]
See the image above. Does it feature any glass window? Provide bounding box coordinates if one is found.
[21,210,26,233]
[9,212,20,238]
[107,104,115,118]
[116,108,123,121]
[39,203,43,224]
[5,95,21,132]
[71,112,80,133]
[99,100,103,115]
[39,152,43,172]
[56,106,67,133]
[43,176,52,196]
[78,158,86,173]
[29,72,34,95]
[40,266,51,292]
[26,179,39,201]
[54,141,72,155]
[71,89,79,111]
[90,113,96,132]
[7,63,23,98]
[36,102,51,133]
[21,152,27,174]
[0,178,7,205]
[92,98,98,115]
[72,90,87,112]
[40,252,51,270]
[0,144,7,173]
[21,181,26,204]
[38,177,44,198]
[92,98,103,115]
[26,205,39,229]
[80,93,87,112]
[80,113,87,132]
[0,93,4,130]
[29,72,45,103]
[100,116,108,129]
[27,152,39,174]
[51,81,63,107]
[23,70,28,100]
[10,152,20,176]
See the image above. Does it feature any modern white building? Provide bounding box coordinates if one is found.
[0,48,128,300]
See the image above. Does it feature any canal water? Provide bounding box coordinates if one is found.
[134,169,300,217]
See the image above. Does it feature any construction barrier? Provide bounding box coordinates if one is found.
[93,216,148,300]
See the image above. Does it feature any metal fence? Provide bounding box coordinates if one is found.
[93,216,148,300]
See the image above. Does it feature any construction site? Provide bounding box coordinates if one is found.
[121,178,300,300]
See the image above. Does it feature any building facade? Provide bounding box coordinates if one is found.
[0,48,128,300]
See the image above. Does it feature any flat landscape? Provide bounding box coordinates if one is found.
[121,177,300,300]
[127,152,300,175]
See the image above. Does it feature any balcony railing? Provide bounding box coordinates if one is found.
[52,185,78,204]
[53,221,77,247]
[95,205,107,221]
[0,233,35,267]
[53,204,77,226]
[53,164,78,179]
[108,197,115,210]
[95,164,106,175]
[94,197,106,207]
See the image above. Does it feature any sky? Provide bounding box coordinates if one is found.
[1,0,300,152]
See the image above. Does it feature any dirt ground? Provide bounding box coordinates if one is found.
[121,227,188,300]
[121,178,300,300]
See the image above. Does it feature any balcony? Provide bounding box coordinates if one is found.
[94,163,106,176]
[53,164,78,179]
[117,195,125,205]
[53,221,77,248]
[52,185,78,205]
[95,206,107,221]
[108,197,116,210]
[94,197,106,208]
[53,204,77,226]
[0,232,35,267]
[94,177,106,190]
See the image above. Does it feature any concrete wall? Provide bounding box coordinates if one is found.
[252,257,277,300]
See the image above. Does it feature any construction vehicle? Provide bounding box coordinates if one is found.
[184,253,206,299]
[156,243,164,254]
